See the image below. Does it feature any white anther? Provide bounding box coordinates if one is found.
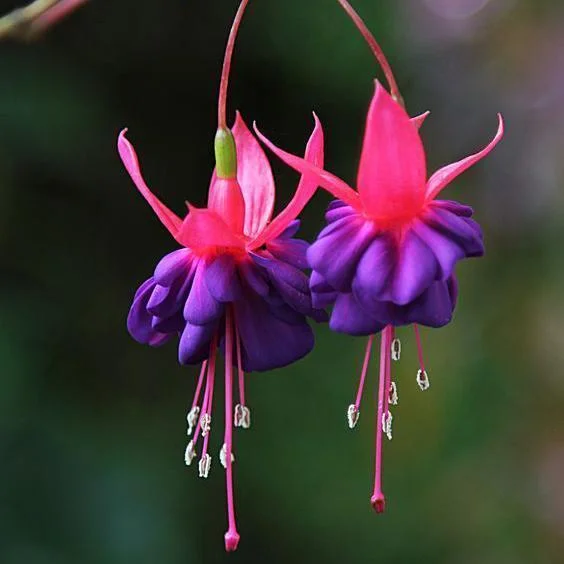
[184,440,196,466]
[389,381,398,406]
[347,404,360,429]
[416,369,430,391]
[198,453,212,478]
[391,338,401,361]
[382,411,393,441]
[234,404,251,429]
[186,406,200,436]
[219,443,235,469]
[200,413,211,437]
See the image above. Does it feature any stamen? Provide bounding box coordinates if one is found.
[192,338,217,479]
[234,404,251,429]
[391,338,401,362]
[198,453,212,478]
[347,335,374,429]
[389,381,398,406]
[382,411,393,441]
[371,326,392,513]
[413,325,430,391]
[201,414,212,437]
[224,308,240,551]
[186,361,207,436]
[220,443,236,469]
[184,440,196,466]
[347,404,360,429]
[233,325,251,429]
[417,369,430,391]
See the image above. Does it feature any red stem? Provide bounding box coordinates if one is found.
[336,0,403,104]
[218,0,250,129]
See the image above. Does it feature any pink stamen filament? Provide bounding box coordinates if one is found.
[192,339,217,447]
[191,361,208,410]
[335,0,403,105]
[217,0,250,129]
[235,324,246,407]
[413,324,426,372]
[200,355,217,463]
[372,325,392,512]
[355,335,374,409]
[224,308,240,551]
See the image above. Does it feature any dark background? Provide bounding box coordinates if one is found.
[1,0,563,562]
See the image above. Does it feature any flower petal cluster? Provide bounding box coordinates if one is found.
[120,113,326,371]
[256,82,503,331]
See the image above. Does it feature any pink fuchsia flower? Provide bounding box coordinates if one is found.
[119,111,325,550]
[118,0,325,551]
[254,80,503,511]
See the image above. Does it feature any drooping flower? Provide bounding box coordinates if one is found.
[118,0,325,551]
[255,80,503,511]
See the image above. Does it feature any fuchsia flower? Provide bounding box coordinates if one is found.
[119,113,324,550]
[118,0,325,551]
[255,81,503,511]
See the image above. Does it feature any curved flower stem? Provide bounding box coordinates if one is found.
[217,0,250,129]
[335,0,403,105]
[224,307,240,551]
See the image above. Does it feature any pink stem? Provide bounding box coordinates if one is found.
[191,361,208,410]
[335,0,403,104]
[355,335,374,408]
[224,308,240,552]
[413,324,426,371]
[235,324,246,406]
[217,0,250,129]
[371,326,392,512]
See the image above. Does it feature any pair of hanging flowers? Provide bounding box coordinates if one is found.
[118,0,503,551]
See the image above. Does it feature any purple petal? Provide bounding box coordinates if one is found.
[154,248,193,286]
[412,218,466,281]
[239,259,270,297]
[351,234,395,307]
[183,261,224,325]
[392,229,438,305]
[234,292,314,371]
[205,254,241,302]
[178,320,217,365]
[308,216,376,291]
[329,293,385,336]
[127,278,171,346]
[267,238,309,269]
[276,220,301,239]
[432,200,473,218]
[325,201,356,224]
[405,280,455,328]
[152,312,185,333]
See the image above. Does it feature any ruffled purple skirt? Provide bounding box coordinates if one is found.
[309,200,484,335]
[127,221,326,372]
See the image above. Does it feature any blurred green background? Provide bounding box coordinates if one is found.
[1,0,563,562]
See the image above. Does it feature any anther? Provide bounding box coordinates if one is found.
[198,453,212,478]
[184,440,196,466]
[391,338,401,361]
[200,413,212,437]
[219,443,235,469]
[382,411,393,440]
[347,404,360,429]
[234,404,251,429]
[389,381,398,406]
[186,406,200,436]
[416,369,430,391]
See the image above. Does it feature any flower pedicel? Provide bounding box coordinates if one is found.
[118,0,325,551]
[255,0,504,512]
